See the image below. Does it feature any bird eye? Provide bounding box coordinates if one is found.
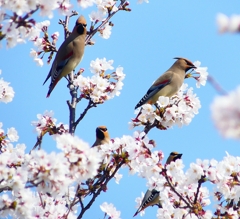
[75,22,87,28]
[101,128,107,132]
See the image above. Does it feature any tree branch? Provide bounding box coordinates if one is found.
[73,100,96,132]
[85,0,127,45]
[164,171,192,209]
[143,119,159,135]
[77,161,124,219]
[193,175,206,204]
[207,75,228,95]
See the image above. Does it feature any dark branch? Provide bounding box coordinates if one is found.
[143,119,159,135]
[207,75,228,95]
[73,100,96,131]
[193,175,206,204]
[85,0,127,45]
[164,172,192,209]
[77,161,124,219]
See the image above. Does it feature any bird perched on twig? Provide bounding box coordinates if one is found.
[92,126,110,147]
[43,15,87,97]
[135,57,196,109]
[133,151,183,217]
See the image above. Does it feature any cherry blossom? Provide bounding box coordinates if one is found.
[74,58,125,104]
[99,22,112,39]
[0,70,15,103]
[217,13,240,33]
[211,86,240,139]
[100,202,121,219]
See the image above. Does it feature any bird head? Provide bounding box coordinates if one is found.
[74,15,87,35]
[173,57,196,72]
[96,126,109,141]
[166,151,183,164]
[171,151,183,161]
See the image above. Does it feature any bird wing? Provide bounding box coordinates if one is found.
[43,32,75,85]
[135,71,173,109]
[133,189,160,217]
[147,71,173,97]
[45,51,73,97]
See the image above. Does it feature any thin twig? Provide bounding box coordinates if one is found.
[77,161,124,219]
[164,172,192,209]
[73,100,96,131]
[207,75,228,95]
[30,136,42,154]
[85,0,127,45]
[65,185,80,218]
[143,119,159,135]
[193,175,205,204]
[15,7,39,28]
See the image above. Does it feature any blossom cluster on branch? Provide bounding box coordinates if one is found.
[211,86,240,139]
[134,152,240,219]
[73,58,125,104]
[1,116,240,219]
[1,0,240,218]
[0,70,14,103]
[217,13,240,33]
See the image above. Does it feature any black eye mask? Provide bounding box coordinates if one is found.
[76,23,87,34]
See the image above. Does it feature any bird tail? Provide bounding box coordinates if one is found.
[133,209,140,217]
[43,68,52,85]
[135,94,149,109]
[46,79,59,98]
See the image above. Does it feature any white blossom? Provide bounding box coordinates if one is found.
[0,70,15,103]
[100,202,121,219]
[211,86,240,139]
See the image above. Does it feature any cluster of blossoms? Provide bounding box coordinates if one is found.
[73,58,125,104]
[31,110,68,137]
[87,0,131,39]
[30,20,59,66]
[1,110,240,218]
[84,129,240,218]
[211,86,240,139]
[0,70,14,103]
[0,122,19,148]
[216,13,240,33]
[130,61,208,130]
[0,0,72,48]
[100,202,121,219]
[0,187,77,218]
[134,151,240,218]
[0,0,131,51]
[0,119,102,218]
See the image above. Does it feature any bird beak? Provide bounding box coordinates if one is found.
[186,63,196,71]
[176,154,183,159]
[188,64,196,69]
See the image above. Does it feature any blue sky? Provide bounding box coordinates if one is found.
[1,1,240,218]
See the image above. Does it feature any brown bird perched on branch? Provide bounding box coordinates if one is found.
[92,126,110,147]
[135,57,196,109]
[133,151,183,217]
[43,15,87,97]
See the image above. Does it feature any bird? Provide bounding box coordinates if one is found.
[92,126,110,147]
[133,189,162,217]
[133,152,183,217]
[43,15,87,97]
[165,151,183,165]
[135,57,196,109]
